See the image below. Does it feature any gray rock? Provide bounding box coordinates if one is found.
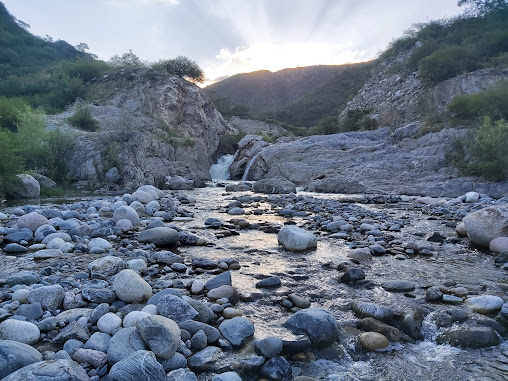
[0,359,89,381]
[72,348,107,368]
[207,285,239,304]
[28,285,65,310]
[147,289,182,305]
[52,321,90,345]
[188,346,222,371]
[256,276,282,288]
[465,191,480,203]
[157,295,198,323]
[167,368,198,381]
[17,212,49,232]
[136,315,181,359]
[351,301,394,323]
[33,249,65,260]
[0,339,43,379]
[463,205,508,247]
[4,243,28,254]
[110,350,166,381]
[358,332,389,351]
[284,308,338,347]
[465,295,504,314]
[212,371,243,381]
[253,177,296,194]
[15,302,43,321]
[97,313,122,335]
[340,268,366,283]
[159,352,187,372]
[260,356,292,380]
[190,330,208,350]
[112,269,152,303]
[84,332,111,353]
[88,304,110,326]
[382,280,415,292]
[489,237,508,253]
[278,225,317,252]
[5,271,39,286]
[152,251,183,265]
[107,327,147,365]
[358,317,401,342]
[8,174,40,198]
[81,288,116,304]
[0,319,40,345]
[219,316,255,348]
[88,256,126,280]
[184,298,215,323]
[113,206,139,226]
[138,227,179,246]
[205,271,232,291]
[63,339,84,355]
[178,321,220,344]
[253,336,283,358]
[5,230,33,244]
[437,325,500,349]
[88,238,112,250]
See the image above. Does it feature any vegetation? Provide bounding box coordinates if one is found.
[0,128,24,195]
[156,56,204,83]
[338,108,377,132]
[67,104,99,131]
[212,97,251,119]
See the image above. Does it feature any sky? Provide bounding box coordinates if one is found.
[2,0,464,85]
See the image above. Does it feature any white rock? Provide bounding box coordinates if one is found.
[88,238,112,250]
[97,313,122,335]
[123,311,152,328]
[277,225,317,252]
[127,258,147,273]
[465,295,504,314]
[463,205,508,247]
[47,237,66,249]
[132,190,153,204]
[113,206,139,226]
[465,192,480,203]
[112,269,152,303]
[141,304,158,314]
[0,319,40,344]
[489,237,508,253]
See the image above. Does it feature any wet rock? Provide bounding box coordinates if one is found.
[437,325,500,349]
[358,332,389,351]
[112,269,152,303]
[352,301,394,323]
[218,316,255,348]
[256,276,282,288]
[88,256,126,280]
[462,205,508,247]
[278,225,317,252]
[110,350,166,381]
[0,359,89,381]
[465,295,504,314]
[358,317,401,341]
[260,356,292,380]
[253,177,296,194]
[107,327,147,365]
[0,319,40,344]
[340,268,366,283]
[136,315,181,359]
[138,227,179,246]
[253,336,283,358]
[0,339,43,379]
[382,280,415,292]
[157,295,198,323]
[284,308,338,347]
[188,346,222,371]
[432,308,469,328]
[17,212,49,232]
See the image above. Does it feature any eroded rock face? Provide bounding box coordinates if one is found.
[47,75,236,190]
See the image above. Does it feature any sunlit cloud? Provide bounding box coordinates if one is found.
[203,42,368,86]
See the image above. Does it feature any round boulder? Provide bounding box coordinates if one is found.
[113,206,139,226]
[136,315,181,359]
[0,320,40,345]
[489,237,508,253]
[284,308,338,347]
[358,332,389,351]
[278,225,317,252]
[112,269,152,303]
[17,212,49,232]
[0,359,89,381]
[0,339,43,379]
[253,177,296,194]
[138,227,179,246]
[462,205,508,247]
[465,295,504,314]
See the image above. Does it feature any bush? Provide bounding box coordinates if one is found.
[418,46,471,85]
[44,128,76,183]
[158,56,204,83]
[449,117,508,181]
[15,108,48,170]
[0,128,24,196]
[448,81,508,120]
[68,104,99,131]
[0,97,28,131]
[339,108,377,132]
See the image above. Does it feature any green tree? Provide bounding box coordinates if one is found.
[108,49,145,67]
[458,0,508,14]
[15,108,48,170]
[0,128,24,196]
[160,56,204,83]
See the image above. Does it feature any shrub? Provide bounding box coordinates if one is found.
[339,108,377,132]
[159,56,204,83]
[15,108,48,170]
[0,128,24,196]
[68,104,99,131]
[448,81,508,120]
[418,46,471,85]
[44,128,76,183]
[0,97,28,131]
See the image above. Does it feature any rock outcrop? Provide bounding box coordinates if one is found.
[47,74,236,190]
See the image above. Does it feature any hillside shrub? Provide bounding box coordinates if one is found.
[448,81,508,120]
[339,108,377,132]
[418,46,470,85]
[44,128,76,183]
[68,104,99,131]
[159,56,204,83]
[0,128,24,196]
[15,108,48,170]
[0,97,28,131]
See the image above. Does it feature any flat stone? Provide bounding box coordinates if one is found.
[256,276,282,288]
[72,348,107,368]
[52,321,90,345]
[110,350,166,381]
[465,295,504,314]
[382,280,415,292]
[218,316,255,348]
[437,325,500,349]
[205,271,232,290]
[33,249,65,259]
[188,346,222,371]
[138,227,179,246]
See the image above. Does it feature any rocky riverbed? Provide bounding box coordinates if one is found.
[0,183,507,381]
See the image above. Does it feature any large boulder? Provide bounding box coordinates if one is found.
[112,269,152,303]
[16,212,50,232]
[136,315,181,359]
[284,308,338,347]
[437,325,500,349]
[0,359,89,381]
[0,320,40,345]
[109,350,167,381]
[113,206,139,226]
[107,328,147,365]
[27,284,65,310]
[305,177,367,194]
[253,177,296,194]
[8,174,40,198]
[138,227,179,246]
[218,317,255,348]
[278,225,317,252]
[0,340,43,379]
[462,205,508,247]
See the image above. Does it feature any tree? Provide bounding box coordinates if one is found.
[108,49,145,67]
[160,56,204,83]
[75,43,89,52]
[458,0,508,14]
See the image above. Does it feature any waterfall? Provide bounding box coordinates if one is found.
[209,154,235,181]
[241,152,260,181]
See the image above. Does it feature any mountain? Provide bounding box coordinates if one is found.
[205,65,356,115]
[0,1,86,78]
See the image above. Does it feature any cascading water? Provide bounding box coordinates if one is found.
[209,154,235,181]
[241,152,260,181]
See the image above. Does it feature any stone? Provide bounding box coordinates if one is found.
[218,316,255,348]
[288,294,311,309]
[81,288,116,304]
[358,318,401,342]
[152,251,183,265]
[489,237,508,253]
[89,256,126,280]
[253,177,296,194]
[465,295,504,314]
[167,368,198,381]
[157,295,198,323]
[178,321,220,344]
[260,356,292,380]
[63,339,84,355]
[340,268,366,283]
[188,346,222,371]
[15,302,43,321]
[205,271,232,290]
[278,225,317,252]
[84,332,111,353]
[358,332,389,351]
[455,222,468,237]
[113,206,139,226]
[425,286,443,301]
[207,285,239,304]
[4,243,28,254]
[443,294,463,304]
[72,348,107,368]
[52,321,90,345]
[28,285,65,310]
[0,339,43,379]
[253,336,283,358]
[159,352,187,372]
[5,271,39,286]
[110,350,166,381]
[88,238,112,250]
[136,315,181,359]
[212,371,243,381]
[138,227,179,246]
[0,319,40,344]
[465,191,480,203]
[437,325,500,349]
[33,249,65,260]
[184,298,215,323]
[284,308,338,347]
[8,174,40,198]
[132,190,153,204]
[147,289,182,305]
[462,205,508,247]
[0,359,89,381]
[382,280,415,292]
[17,212,49,232]
[107,328,147,365]
[97,313,122,335]
[228,207,244,215]
[123,311,151,328]
[347,248,372,262]
[256,276,282,288]
[352,302,394,323]
[112,269,152,303]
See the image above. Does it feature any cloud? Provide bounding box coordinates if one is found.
[107,0,179,7]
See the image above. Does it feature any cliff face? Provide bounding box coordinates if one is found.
[48,74,236,190]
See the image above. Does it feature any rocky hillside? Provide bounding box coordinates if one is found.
[205,64,360,114]
[48,73,236,190]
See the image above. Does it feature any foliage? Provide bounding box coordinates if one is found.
[458,0,508,15]
[158,56,204,83]
[449,117,508,181]
[0,96,28,131]
[15,108,48,170]
[418,46,470,85]
[213,97,251,119]
[108,49,145,68]
[0,127,24,196]
[67,104,99,131]
[448,81,508,121]
[338,108,377,132]
[44,127,76,183]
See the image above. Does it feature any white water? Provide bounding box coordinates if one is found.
[209,154,235,181]
[241,152,260,181]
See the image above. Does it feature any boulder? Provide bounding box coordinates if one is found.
[0,340,43,379]
[305,177,367,194]
[8,174,40,198]
[284,308,338,347]
[107,328,147,365]
[16,212,49,232]
[138,227,179,246]
[218,316,255,348]
[156,295,198,323]
[113,206,140,226]
[358,332,389,351]
[112,269,152,303]
[462,205,508,247]
[0,359,89,381]
[27,284,65,310]
[464,295,504,314]
[136,315,181,359]
[278,225,317,252]
[88,256,126,279]
[253,177,296,194]
[437,325,500,349]
[489,237,508,253]
[110,350,167,381]
[0,319,40,345]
